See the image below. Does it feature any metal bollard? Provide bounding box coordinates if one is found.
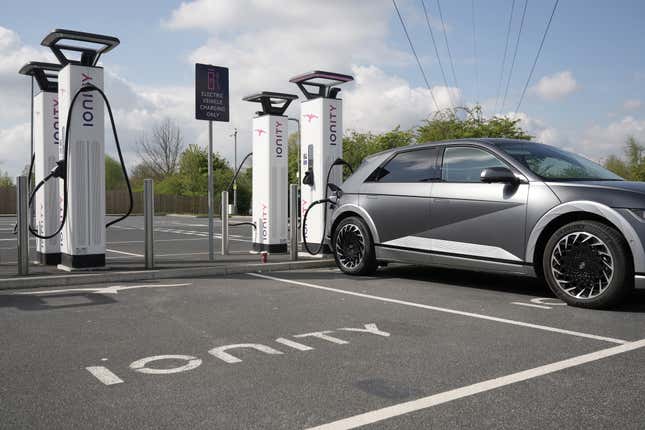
[144,179,154,269]
[221,191,229,255]
[16,176,29,275]
[289,184,298,261]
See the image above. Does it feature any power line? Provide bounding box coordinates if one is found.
[436,0,459,93]
[392,0,440,111]
[471,0,479,104]
[501,0,528,111]
[494,0,516,112]
[515,0,560,112]
[420,0,453,109]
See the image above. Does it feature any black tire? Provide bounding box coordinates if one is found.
[332,216,377,276]
[542,220,633,309]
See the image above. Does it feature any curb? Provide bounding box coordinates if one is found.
[0,259,335,291]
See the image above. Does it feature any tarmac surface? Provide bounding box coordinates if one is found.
[1,264,643,429]
[0,215,261,278]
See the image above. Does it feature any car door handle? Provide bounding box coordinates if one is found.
[365,195,379,199]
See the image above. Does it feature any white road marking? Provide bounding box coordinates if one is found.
[14,283,191,295]
[275,337,314,351]
[339,323,390,337]
[208,343,284,364]
[130,355,202,374]
[511,302,552,309]
[307,338,645,430]
[106,248,144,257]
[294,331,349,345]
[86,366,124,385]
[532,297,566,306]
[248,273,628,345]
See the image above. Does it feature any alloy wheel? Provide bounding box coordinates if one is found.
[335,223,366,270]
[550,231,614,300]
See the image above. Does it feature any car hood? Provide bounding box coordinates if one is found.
[546,180,645,208]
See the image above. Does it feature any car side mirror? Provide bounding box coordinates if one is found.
[480,167,518,184]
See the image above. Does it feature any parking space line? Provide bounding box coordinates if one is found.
[248,273,628,345]
[511,302,552,309]
[308,338,645,429]
[106,248,144,257]
[85,366,124,385]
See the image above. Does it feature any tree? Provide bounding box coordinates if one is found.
[0,169,12,188]
[105,155,126,190]
[417,105,533,143]
[129,162,161,191]
[603,136,645,181]
[343,127,415,173]
[136,118,184,179]
[288,132,299,185]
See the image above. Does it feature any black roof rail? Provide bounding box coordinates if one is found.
[41,29,119,67]
[18,61,62,92]
[242,91,298,116]
[289,71,354,100]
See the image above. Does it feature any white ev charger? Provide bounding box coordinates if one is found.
[242,92,298,253]
[18,62,63,264]
[37,29,132,269]
[289,71,353,254]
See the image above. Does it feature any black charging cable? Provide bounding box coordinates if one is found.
[26,83,133,239]
[301,158,353,255]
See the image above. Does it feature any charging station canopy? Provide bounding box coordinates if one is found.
[195,63,229,122]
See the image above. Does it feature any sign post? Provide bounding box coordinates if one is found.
[195,63,229,261]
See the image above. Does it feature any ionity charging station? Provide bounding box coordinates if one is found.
[243,92,298,253]
[18,62,63,265]
[40,29,121,269]
[289,71,354,252]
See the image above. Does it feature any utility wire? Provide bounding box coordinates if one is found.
[436,0,459,93]
[515,0,560,112]
[392,0,440,111]
[494,0,516,112]
[471,0,479,104]
[501,0,528,111]
[420,0,454,109]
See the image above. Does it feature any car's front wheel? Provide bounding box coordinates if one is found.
[332,216,377,276]
[542,220,633,309]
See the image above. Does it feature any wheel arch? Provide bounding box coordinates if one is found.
[526,201,643,275]
[330,204,380,244]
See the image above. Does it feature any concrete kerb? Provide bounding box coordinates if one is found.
[0,259,335,290]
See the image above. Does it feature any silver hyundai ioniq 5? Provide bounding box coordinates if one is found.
[329,138,645,309]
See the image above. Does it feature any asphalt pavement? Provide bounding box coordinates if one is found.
[1,264,643,429]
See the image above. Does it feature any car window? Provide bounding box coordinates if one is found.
[367,148,439,183]
[442,147,506,182]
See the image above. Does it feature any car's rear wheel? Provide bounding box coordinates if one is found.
[333,216,377,276]
[542,220,633,309]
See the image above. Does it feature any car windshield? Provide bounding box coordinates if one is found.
[495,141,623,181]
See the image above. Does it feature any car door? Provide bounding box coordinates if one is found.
[425,145,529,263]
[359,147,440,244]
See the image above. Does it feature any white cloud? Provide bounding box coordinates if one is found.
[344,65,459,133]
[580,116,645,160]
[503,111,562,146]
[530,70,580,101]
[623,99,642,111]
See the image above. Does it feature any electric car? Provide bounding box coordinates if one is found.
[329,138,645,309]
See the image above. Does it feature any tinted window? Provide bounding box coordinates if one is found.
[494,141,623,181]
[442,147,506,182]
[368,148,439,183]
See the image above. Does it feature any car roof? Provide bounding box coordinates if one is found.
[365,138,539,160]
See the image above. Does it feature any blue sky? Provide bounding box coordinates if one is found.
[1,0,645,177]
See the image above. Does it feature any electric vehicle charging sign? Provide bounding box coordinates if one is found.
[195,64,229,122]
